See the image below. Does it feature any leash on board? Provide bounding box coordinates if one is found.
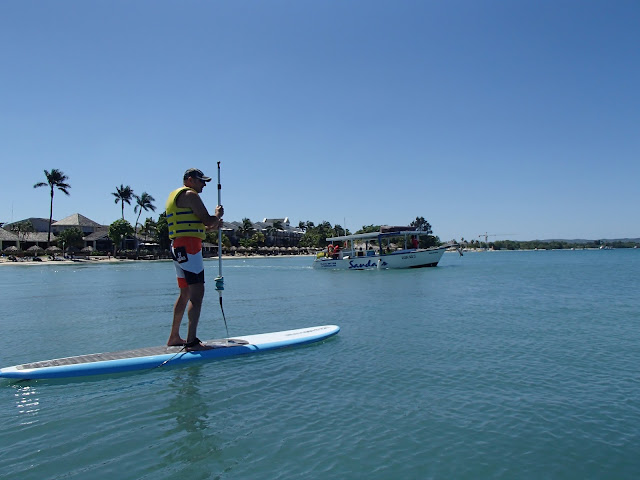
[155,346,186,369]
[215,161,230,344]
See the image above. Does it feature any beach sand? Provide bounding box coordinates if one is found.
[0,254,313,266]
[0,256,126,266]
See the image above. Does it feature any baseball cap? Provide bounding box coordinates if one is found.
[184,168,212,182]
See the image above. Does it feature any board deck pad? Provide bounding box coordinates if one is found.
[0,325,340,380]
[16,339,250,370]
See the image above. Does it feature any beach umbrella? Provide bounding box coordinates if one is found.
[27,245,45,254]
[46,246,62,254]
[3,245,21,254]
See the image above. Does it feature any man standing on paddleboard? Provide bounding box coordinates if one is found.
[165,168,224,351]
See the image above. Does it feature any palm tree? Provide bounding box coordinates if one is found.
[270,220,285,246]
[112,184,135,220]
[411,216,432,234]
[265,225,278,246]
[333,224,346,237]
[142,217,158,238]
[33,169,71,244]
[133,193,156,254]
[237,218,255,240]
[133,192,156,234]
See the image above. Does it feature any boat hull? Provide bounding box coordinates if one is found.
[312,246,447,270]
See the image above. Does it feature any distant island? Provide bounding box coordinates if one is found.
[462,238,640,250]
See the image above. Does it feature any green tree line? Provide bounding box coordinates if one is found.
[28,169,161,254]
[28,168,638,254]
[297,216,441,249]
[467,239,640,250]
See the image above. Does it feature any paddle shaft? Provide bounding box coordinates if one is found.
[216,161,229,340]
[217,161,223,277]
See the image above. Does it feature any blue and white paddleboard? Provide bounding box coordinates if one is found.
[0,325,340,380]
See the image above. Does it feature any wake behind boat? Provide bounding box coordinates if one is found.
[313,226,462,270]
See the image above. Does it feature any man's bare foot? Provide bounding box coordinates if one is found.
[167,336,186,347]
[185,342,214,352]
[184,338,213,351]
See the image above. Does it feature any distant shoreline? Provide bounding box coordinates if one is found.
[0,254,315,266]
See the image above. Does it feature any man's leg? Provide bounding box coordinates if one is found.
[186,282,205,345]
[167,287,189,346]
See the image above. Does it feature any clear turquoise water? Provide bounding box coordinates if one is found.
[1,250,639,479]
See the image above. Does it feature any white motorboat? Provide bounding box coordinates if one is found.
[312,226,462,270]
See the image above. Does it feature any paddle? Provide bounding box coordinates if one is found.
[215,161,230,342]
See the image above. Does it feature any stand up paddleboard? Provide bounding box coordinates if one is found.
[0,325,340,380]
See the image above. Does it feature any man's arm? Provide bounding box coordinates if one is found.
[177,190,224,229]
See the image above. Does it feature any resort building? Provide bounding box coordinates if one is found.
[2,218,57,250]
[0,228,19,251]
[223,218,304,247]
[3,213,306,256]
[52,213,103,236]
[52,214,119,251]
[2,214,109,253]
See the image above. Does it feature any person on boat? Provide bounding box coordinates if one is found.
[411,236,419,249]
[327,244,334,258]
[166,168,224,351]
[332,243,341,259]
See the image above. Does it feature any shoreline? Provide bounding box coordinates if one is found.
[0,254,315,266]
[2,247,626,266]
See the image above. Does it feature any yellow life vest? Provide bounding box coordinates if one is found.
[165,187,206,240]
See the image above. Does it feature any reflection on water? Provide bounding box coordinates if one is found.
[167,367,210,434]
[158,367,234,477]
[156,366,257,477]
[13,384,40,424]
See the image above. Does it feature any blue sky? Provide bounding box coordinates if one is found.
[1,0,638,242]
